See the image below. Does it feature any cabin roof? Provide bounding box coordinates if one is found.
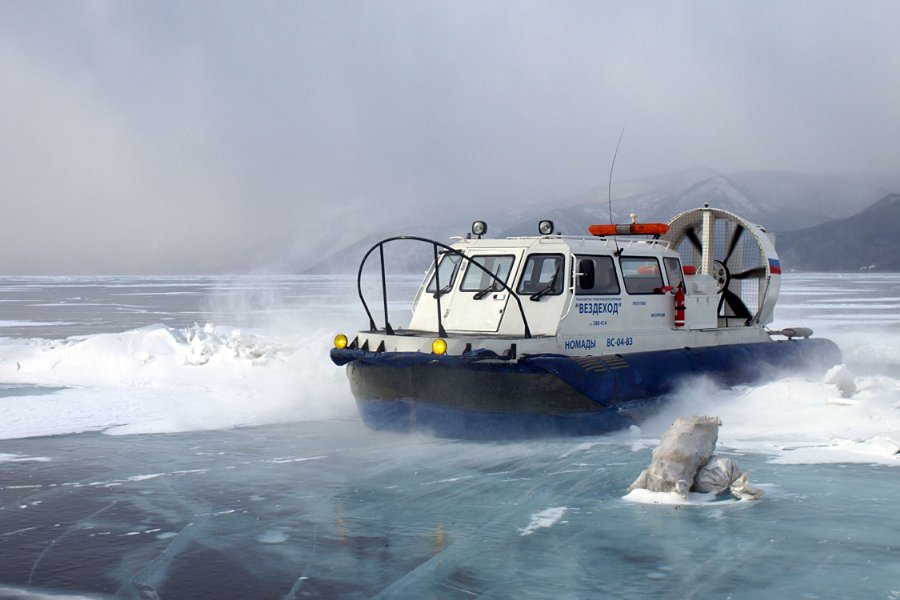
[449,235,679,257]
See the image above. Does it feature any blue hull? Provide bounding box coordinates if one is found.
[331,338,841,439]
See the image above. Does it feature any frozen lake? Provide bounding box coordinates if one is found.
[1,274,898,598]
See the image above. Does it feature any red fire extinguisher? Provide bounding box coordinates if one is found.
[674,284,686,328]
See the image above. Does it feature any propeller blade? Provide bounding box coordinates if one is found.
[732,266,767,280]
[723,224,744,264]
[721,288,752,319]
[685,227,703,253]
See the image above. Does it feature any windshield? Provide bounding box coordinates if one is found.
[460,255,515,292]
[426,253,463,293]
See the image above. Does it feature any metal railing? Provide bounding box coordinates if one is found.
[356,236,532,339]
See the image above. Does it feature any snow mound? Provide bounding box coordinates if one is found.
[0,324,355,439]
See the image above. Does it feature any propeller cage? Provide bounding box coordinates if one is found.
[663,207,780,326]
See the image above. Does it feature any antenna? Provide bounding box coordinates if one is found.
[608,129,624,256]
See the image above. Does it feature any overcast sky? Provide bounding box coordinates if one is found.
[1,1,898,274]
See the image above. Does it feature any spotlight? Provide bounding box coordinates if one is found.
[471,221,487,237]
[538,220,554,235]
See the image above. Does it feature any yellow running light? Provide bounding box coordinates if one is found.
[431,338,447,355]
[334,333,348,349]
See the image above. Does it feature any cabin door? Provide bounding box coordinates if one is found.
[442,251,522,333]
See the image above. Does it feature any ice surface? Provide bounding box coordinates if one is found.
[2,420,896,599]
[0,274,898,598]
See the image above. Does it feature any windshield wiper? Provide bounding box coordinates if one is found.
[432,284,452,298]
[529,264,561,301]
[473,264,504,300]
[473,284,495,300]
[529,284,555,301]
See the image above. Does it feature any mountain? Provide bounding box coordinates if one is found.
[495,170,890,237]
[303,168,899,273]
[727,171,887,222]
[776,193,900,272]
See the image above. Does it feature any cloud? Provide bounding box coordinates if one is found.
[0,1,898,273]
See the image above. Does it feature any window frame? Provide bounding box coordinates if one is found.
[663,256,684,290]
[575,255,621,295]
[619,256,665,295]
[516,253,566,297]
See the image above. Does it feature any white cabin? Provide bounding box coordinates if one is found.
[352,208,782,359]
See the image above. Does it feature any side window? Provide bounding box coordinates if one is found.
[460,255,515,291]
[517,254,565,296]
[576,256,620,295]
[664,257,684,289]
[426,253,462,293]
[620,257,664,294]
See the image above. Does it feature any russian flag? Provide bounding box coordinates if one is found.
[768,258,782,274]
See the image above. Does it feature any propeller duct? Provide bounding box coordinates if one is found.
[662,207,781,326]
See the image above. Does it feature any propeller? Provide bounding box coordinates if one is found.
[685,227,703,254]
[714,260,752,320]
[663,207,781,326]
[720,222,773,323]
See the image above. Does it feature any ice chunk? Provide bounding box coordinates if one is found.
[627,416,721,498]
[729,472,765,501]
[0,453,51,463]
[629,417,763,501]
[519,507,567,536]
[255,529,289,544]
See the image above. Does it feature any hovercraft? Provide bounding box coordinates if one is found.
[330,206,840,438]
